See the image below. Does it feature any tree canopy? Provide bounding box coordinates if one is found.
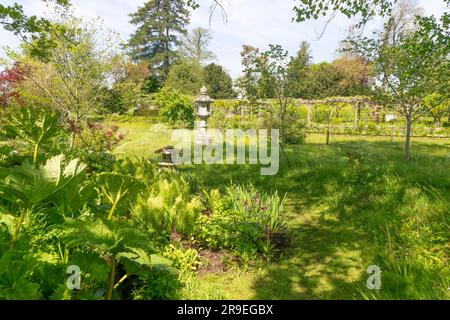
[128,0,190,79]
[181,27,216,64]
[203,63,235,99]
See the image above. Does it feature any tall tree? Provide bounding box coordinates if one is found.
[15,18,119,149]
[240,45,275,101]
[260,44,294,163]
[203,63,236,99]
[181,27,216,64]
[287,41,312,98]
[372,15,449,161]
[336,0,449,161]
[383,0,424,46]
[304,62,341,99]
[112,61,154,111]
[240,45,262,102]
[128,0,190,79]
[332,57,373,96]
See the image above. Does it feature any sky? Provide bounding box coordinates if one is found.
[0,0,447,77]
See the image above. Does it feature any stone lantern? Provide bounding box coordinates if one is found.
[155,146,178,168]
[195,86,213,145]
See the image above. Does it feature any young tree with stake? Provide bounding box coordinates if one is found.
[373,16,449,160]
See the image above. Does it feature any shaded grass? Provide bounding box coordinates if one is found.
[113,121,450,300]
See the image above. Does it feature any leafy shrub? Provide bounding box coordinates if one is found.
[155,88,195,128]
[67,121,126,173]
[0,155,95,299]
[98,88,127,115]
[313,104,332,123]
[78,121,125,153]
[163,244,202,277]
[306,122,450,138]
[212,100,241,114]
[260,105,307,145]
[131,267,181,300]
[163,60,203,96]
[208,100,261,130]
[284,111,307,145]
[195,185,287,261]
[68,148,116,174]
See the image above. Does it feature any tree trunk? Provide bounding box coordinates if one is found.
[326,107,333,145]
[69,132,75,150]
[434,116,441,128]
[405,116,412,161]
[280,116,286,161]
[279,104,291,166]
[69,116,79,150]
[375,109,380,124]
[164,27,170,77]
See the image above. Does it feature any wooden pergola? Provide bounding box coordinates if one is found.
[294,97,382,125]
[216,96,385,124]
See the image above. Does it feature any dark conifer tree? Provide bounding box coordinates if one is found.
[203,63,236,99]
[128,0,190,79]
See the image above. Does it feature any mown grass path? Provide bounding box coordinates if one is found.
[113,122,450,299]
[185,150,376,299]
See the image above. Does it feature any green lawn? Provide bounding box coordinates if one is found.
[112,120,450,300]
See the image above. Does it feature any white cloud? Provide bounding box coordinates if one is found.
[1,0,447,77]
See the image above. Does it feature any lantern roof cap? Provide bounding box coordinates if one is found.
[196,85,213,103]
[155,145,175,154]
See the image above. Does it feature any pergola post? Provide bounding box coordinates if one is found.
[307,104,311,124]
